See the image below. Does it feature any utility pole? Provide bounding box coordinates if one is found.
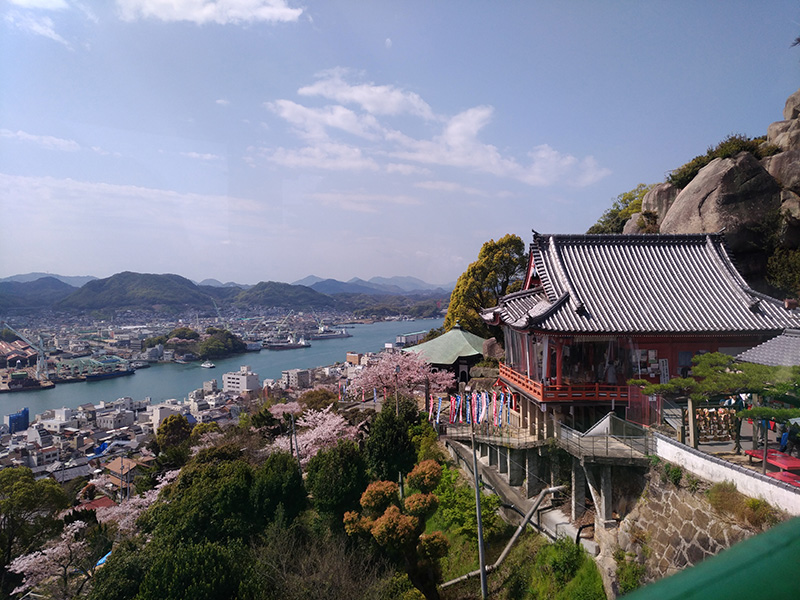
[291,414,302,475]
[395,365,400,416]
[471,432,488,599]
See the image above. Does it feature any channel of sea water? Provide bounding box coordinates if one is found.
[2,318,444,418]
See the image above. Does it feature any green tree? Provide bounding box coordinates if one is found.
[156,414,193,450]
[189,421,221,445]
[587,183,654,234]
[136,540,244,600]
[306,439,369,520]
[0,467,69,596]
[365,410,417,482]
[299,388,338,411]
[444,234,527,337]
[631,352,792,451]
[767,248,800,296]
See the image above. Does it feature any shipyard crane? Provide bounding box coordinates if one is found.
[0,320,48,380]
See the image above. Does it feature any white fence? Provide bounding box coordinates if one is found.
[653,432,800,516]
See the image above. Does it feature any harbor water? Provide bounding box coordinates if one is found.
[2,318,443,417]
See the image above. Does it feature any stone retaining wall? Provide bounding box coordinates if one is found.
[615,472,754,582]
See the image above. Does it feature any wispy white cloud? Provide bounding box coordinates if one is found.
[116,0,303,25]
[308,191,419,213]
[181,151,223,161]
[389,107,610,187]
[299,68,436,120]
[7,0,67,9]
[264,71,610,188]
[266,99,382,142]
[385,163,431,176]
[265,142,380,171]
[0,128,79,151]
[415,180,486,196]
[216,98,230,106]
[4,11,71,47]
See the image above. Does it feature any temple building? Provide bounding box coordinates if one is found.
[481,232,798,435]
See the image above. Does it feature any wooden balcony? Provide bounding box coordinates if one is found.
[499,363,630,404]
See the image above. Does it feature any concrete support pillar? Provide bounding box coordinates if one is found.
[498,446,508,474]
[584,465,616,528]
[544,407,555,439]
[508,448,525,486]
[479,442,488,459]
[488,444,498,467]
[525,448,546,498]
[571,457,586,521]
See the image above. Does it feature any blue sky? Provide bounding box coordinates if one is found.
[1,1,798,286]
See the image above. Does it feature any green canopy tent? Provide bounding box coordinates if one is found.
[403,323,486,384]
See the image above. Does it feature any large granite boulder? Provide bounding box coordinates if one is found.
[622,214,644,234]
[659,152,781,257]
[767,119,800,151]
[762,149,800,195]
[641,182,680,226]
[784,88,800,120]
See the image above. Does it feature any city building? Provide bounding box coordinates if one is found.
[222,365,260,394]
[4,407,29,434]
[281,368,311,389]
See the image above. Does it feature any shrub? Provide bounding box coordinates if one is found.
[742,497,779,528]
[667,133,780,188]
[707,481,742,515]
[616,553,646,595]
[404,493,439,519]
[406,460,442,494]
[360,481,399,516]
[661,463,683,487]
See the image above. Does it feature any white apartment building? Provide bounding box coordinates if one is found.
[281,368,311,389]
[222,365,260,394]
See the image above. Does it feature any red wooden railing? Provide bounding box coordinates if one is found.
[499,363,630,404]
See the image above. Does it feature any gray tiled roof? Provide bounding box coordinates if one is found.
[483,233,798,335]
[737,329,800,367]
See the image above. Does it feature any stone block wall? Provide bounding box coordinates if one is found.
[615,473,752,582]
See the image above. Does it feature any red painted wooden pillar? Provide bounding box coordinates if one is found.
[556,339,563,387]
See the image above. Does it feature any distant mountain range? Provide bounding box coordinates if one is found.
[0,271,452,314]
[0,272,97,287]
[291,275,453,295]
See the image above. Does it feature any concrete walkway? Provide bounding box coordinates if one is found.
[445,438,599,555]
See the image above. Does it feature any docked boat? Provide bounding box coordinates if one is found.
[263,334,311,350]
[85,368,135,381]
[201,361,215,368]
[308,326,352,340]
[131,360,150,370]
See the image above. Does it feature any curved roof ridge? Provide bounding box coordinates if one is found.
[548,236,584,313]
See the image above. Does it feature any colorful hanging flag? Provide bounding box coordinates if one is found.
[436,397,442,425]
[373,388,378,403]
[498,393,503,427]
[492,391,497,426]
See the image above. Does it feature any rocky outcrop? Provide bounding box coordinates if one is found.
[642,183,679,226]
[659,153,781,282]
[635,87,800,291]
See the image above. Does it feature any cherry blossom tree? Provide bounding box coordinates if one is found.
[351,351,455,405]
[8,520,101,599]
[95,469,179,537]
[271,406,358,466]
